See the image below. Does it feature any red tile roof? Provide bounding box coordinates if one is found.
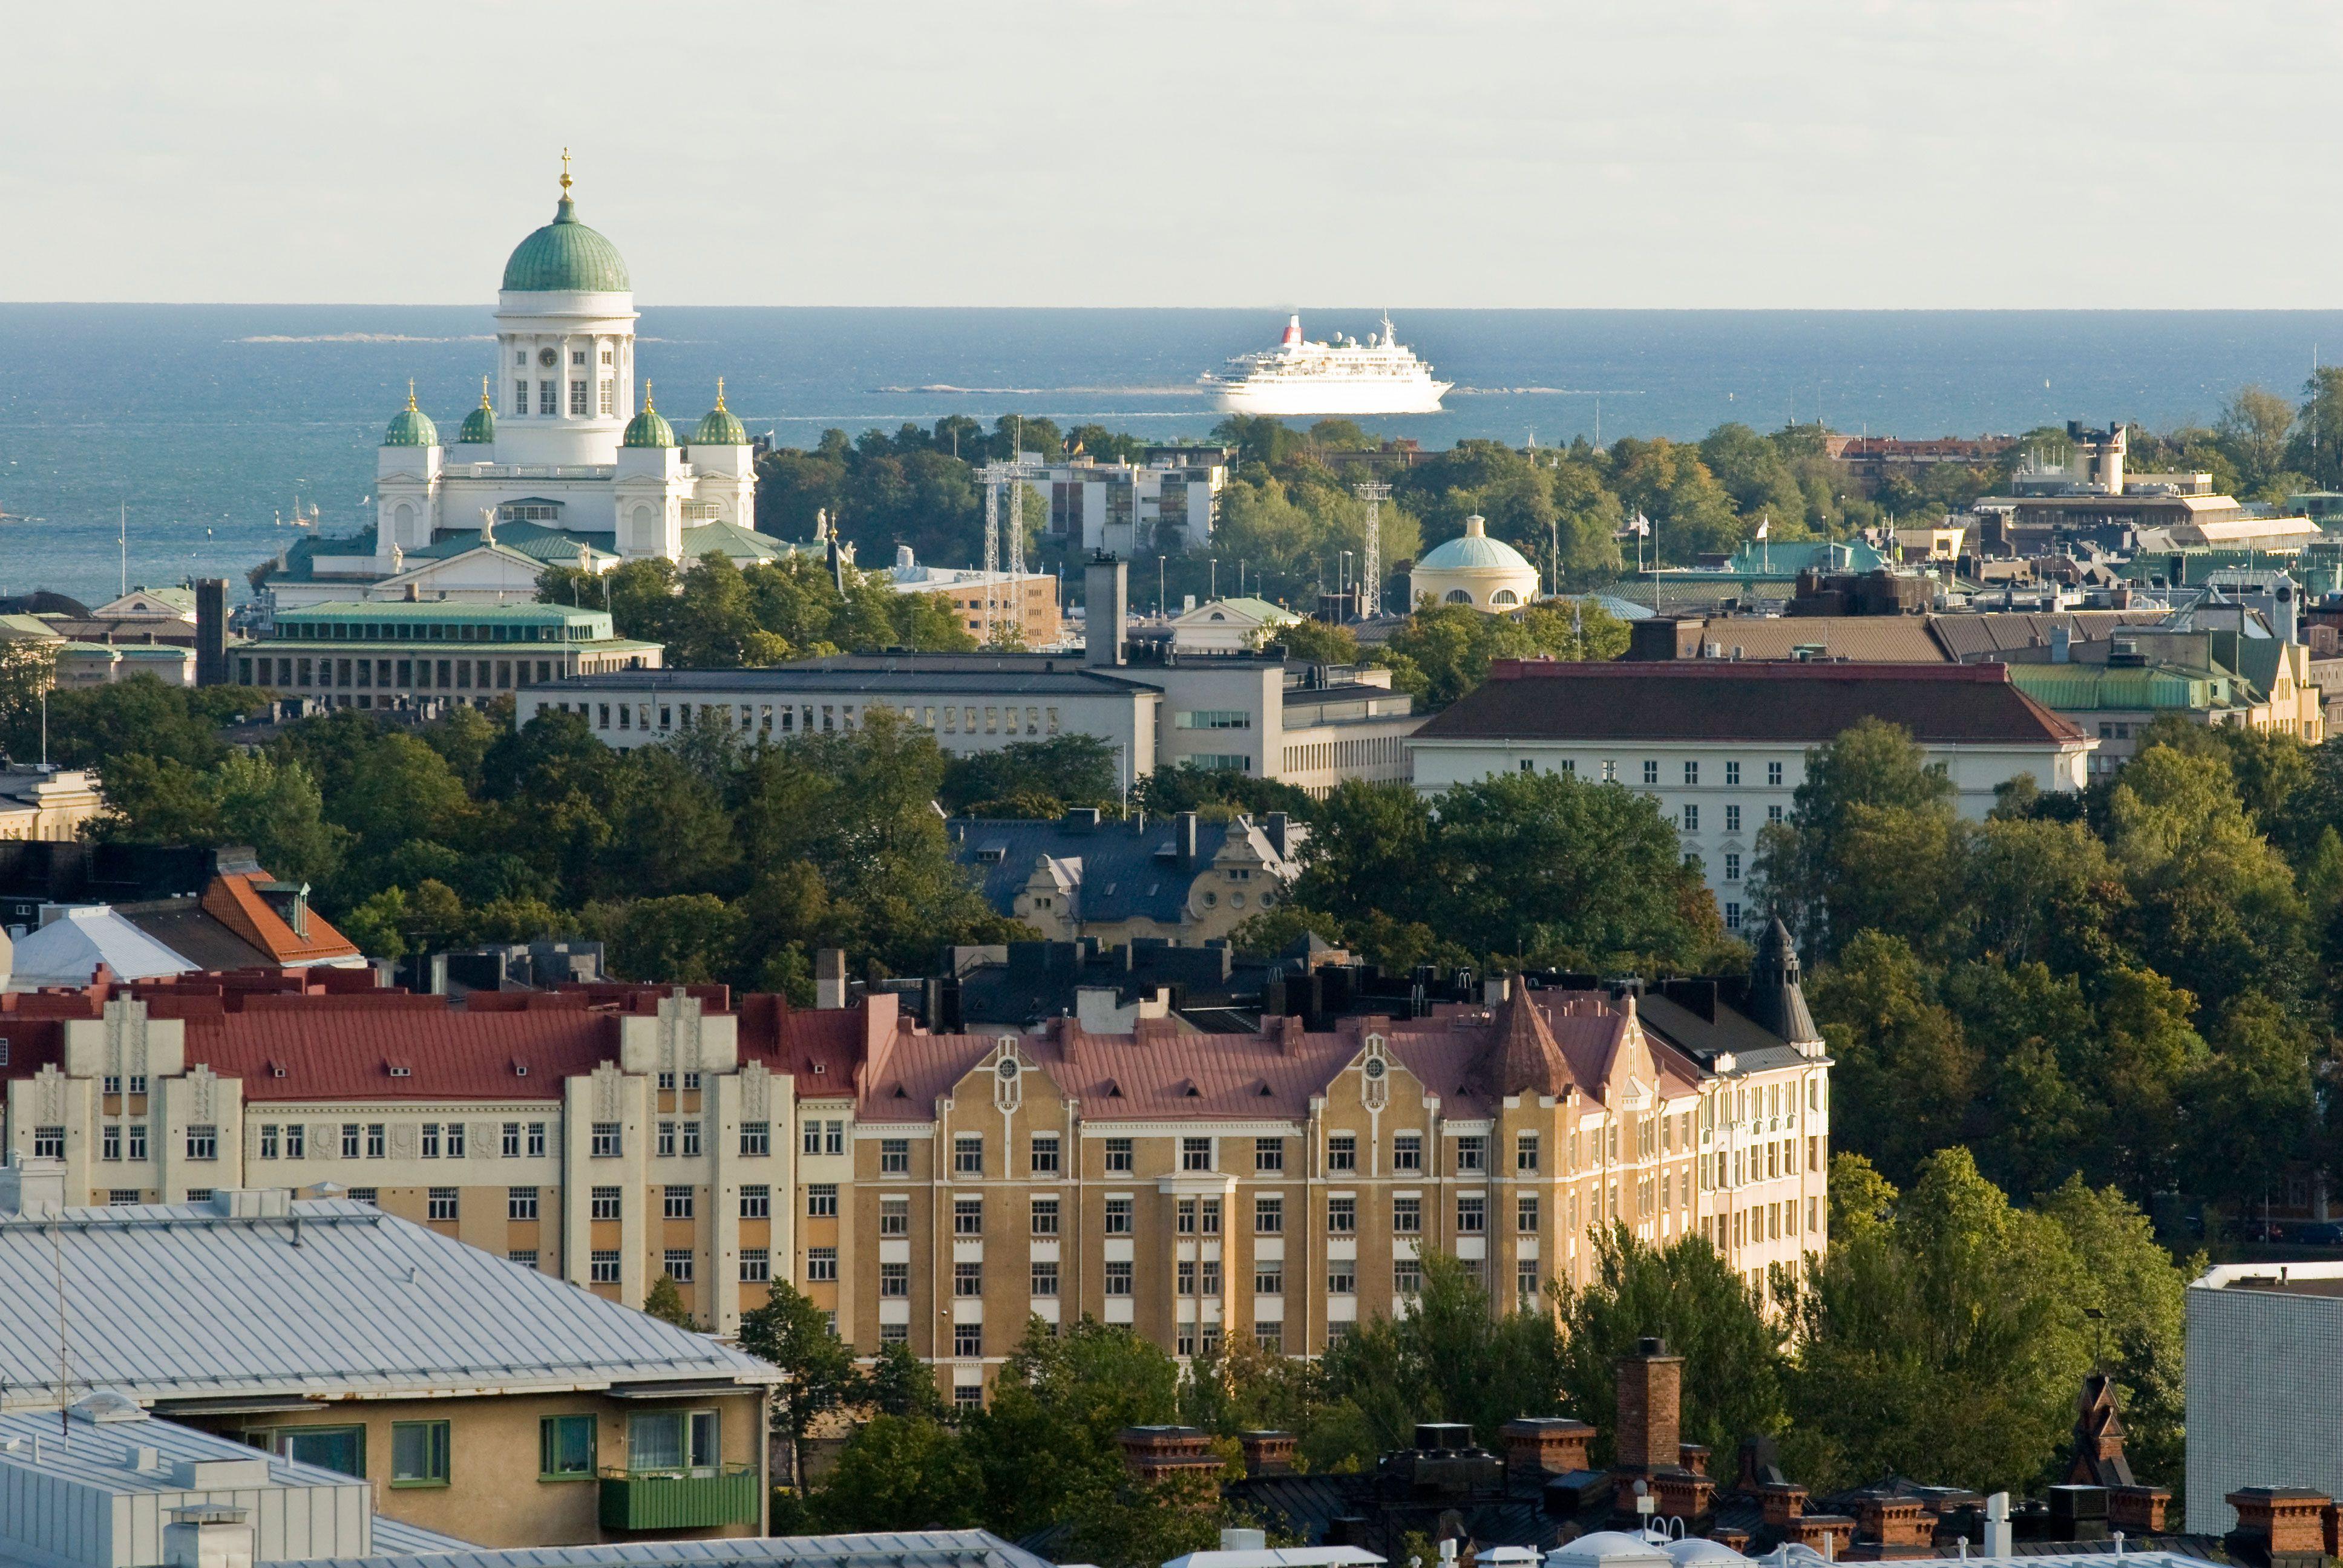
[1415,659,2090,746]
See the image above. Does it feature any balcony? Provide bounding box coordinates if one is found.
[597,1466,759,1531]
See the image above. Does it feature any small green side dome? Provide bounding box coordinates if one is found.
[622,382,675,449]
[383,383,439,448]
[692,379,746,446]
[457,379,496,444]
[501,179,631,293]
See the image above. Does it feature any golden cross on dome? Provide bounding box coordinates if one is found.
[405,379,418,411]
[479,375,491,407]
[560,148,572,198]
[643,380,654,410]
[716,377,727,411]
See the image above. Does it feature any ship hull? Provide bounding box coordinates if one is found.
[1210,377,1452,416]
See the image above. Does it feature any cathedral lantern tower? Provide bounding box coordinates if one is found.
[492,152,637,467]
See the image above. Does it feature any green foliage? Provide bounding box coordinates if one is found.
[940,734,1123,815]
[537,552,975,668]
[1283,773,1723,974]
[1312,1252,1562,1469]
[960,1316,1181,1541]
[1783,1148,2189,1497]
[1375,599,1627,711]
[1555,1226,1788,1462]
[811,1416,978,1533]
[740,1282,859,1487]
[641,1273,698,1330]
[6,675,267,772]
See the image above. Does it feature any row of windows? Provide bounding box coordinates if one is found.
[244,655,567,692]
[57,1124,213,1161]
[1673,803,1784,837]
[274,621,585,645]
[511,378,615,417]
[570,698,1070,742]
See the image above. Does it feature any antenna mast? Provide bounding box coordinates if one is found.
[979,429,1044,645]
[1352,480,1389,619]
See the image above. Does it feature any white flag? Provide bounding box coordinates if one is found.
[1633,511,1652,537]
[1756,515,1770,541]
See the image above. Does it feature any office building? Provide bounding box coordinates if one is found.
[234,601,661,711]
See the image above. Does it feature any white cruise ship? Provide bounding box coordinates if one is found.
[1203,314,1452,416]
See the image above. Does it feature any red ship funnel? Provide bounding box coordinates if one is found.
[1282,315,1302,347]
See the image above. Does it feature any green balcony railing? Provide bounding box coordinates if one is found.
[597,1465,759,1531]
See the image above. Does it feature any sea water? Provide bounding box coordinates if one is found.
[4,303,2341,604]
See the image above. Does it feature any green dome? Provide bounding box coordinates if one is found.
[501,194,631,293]
[457,381,496,444]
[692,380,746,446]
[622,385,675,449]
[383,385,439,448]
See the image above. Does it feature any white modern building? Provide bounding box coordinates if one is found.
[1037,445,1231,554]
[261,163,785,612]
[1408,659,2095,930]
[2185,1260,2343,1534]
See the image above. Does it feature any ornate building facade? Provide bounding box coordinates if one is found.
[0,941,1829,1397]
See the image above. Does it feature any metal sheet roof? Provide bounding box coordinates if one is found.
[266,1530,1054,1568]
[0,1198,779,1408]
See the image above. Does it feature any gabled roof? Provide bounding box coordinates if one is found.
[0,1195,778,1408]
[200,874,361,967]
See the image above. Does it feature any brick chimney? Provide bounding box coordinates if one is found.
[2226,1489,2335,1568]
[1502,1417,1594,1484]
[1758,1483,1807,1531]
[1118,1425,1221,1483]
[2109,1488,2170,1534]
[1240,1431,1297,1478]
[1615,1336,1683,1474]
[1850,1494,1933,1549]
[1678,1443,1711,1477]
[1653,1469,1716,1523]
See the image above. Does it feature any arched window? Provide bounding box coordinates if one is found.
[1444,589,1473,605]
[1491,589,1521,607]
[392,502,415,541]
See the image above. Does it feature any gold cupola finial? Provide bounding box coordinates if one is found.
[643,379,654,411]
[405,379,418,411]
[479,375,492,408]
[715,376,727,411]
[560,147,572,198]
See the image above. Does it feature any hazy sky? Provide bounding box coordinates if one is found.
[7,1,2341,308]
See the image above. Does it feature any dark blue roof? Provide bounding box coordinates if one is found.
[951,811,1284,927]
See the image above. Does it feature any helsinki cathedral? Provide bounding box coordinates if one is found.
[266,160,796,610]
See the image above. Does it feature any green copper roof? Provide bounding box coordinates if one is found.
[457,384,496,444]
[383,387,439,448]
[501,195,632,293]
[622,392,676,449]
[693,405,747,446]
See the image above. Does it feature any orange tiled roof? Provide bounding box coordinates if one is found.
[198,874,361,966]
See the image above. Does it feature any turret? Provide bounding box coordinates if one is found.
[614,382,683,560]
[1746,918,1821,1052]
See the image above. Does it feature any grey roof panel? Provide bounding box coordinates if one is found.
[267,1530,1054,1568]
[0,1199,779,1408]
